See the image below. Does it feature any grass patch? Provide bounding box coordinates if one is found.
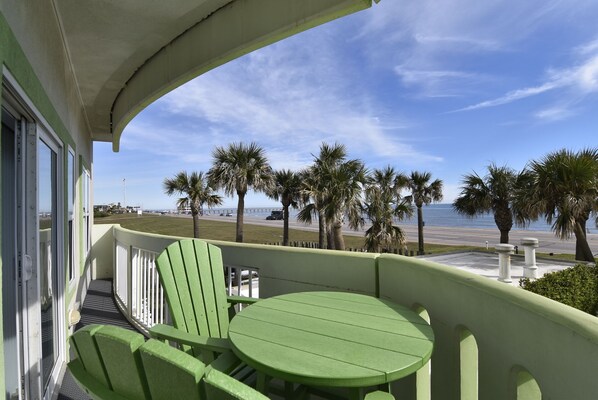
[95,214,482,254]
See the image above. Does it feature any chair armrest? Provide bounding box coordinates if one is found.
[227,295,259,305]
[149,324,231,353]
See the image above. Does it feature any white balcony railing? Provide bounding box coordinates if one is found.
[98,224,598,400]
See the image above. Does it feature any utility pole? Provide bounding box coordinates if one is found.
[123,178,126,210]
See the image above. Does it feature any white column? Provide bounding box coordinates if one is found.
[520,238,539,279]
[495,244,515,283]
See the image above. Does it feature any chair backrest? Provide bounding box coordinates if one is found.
[68,324,267,400]
[155,239,230,339]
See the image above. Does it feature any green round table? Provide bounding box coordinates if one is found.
[228,291,434,394]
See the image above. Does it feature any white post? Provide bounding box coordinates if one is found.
[495,244,515,283]
[520,238,539,279]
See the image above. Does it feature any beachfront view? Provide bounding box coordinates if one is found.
[1,1,598,400]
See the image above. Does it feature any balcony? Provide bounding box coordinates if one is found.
[64,223,598,399]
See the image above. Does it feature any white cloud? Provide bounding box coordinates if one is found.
[453,52,598,114]
[452,82,559,112]
[154,34,442,168]
[534,106,576,122]
[355,0,598,100]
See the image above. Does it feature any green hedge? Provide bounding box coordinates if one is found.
[520,264,598,315]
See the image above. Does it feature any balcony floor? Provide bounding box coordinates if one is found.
[57,279,135,400]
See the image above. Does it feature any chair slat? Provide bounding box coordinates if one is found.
[206,243,230,336]
[194,241,223,337]
[179,240,211,335]
[70,325,110,388]
[155,250,189,333]
[167,243,200,335]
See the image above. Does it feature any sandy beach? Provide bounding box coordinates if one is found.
[200,213,598,256]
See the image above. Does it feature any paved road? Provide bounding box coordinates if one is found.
[200,214,598,256]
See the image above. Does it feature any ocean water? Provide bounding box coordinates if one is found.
[206,204,598,233]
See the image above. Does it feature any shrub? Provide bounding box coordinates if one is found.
[520,263,598,315]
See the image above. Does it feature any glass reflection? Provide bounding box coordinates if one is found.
[38,139,56,389]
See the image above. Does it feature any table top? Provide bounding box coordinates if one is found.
[228,291,434,388]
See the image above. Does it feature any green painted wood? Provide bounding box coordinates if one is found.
[229,333,383,387]
[235,306,432,357]
[274,292,430,326]
[155,249,190,334]
[68,324,265,400]
[69,325,110,389]
[166,241,202,335]
[228,292,434,388]
[155,240,231,340]
[179,240,211,336]
[93,326,150,400]
[254,298,433,339]
[148,324,231,353]
[139,339,204,400]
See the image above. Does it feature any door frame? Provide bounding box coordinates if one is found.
[2,68,67,400]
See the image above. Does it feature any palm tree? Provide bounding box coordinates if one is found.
[298,143,367,250]
[268,169,301,246]
[405,171,443,255]
[207,142,273,243]
[163,171,223,238]
[364,167,412,252]
[453,164,519,244]
[297,143,347,249]
[514,148,598,262]
[297,168,327,248]
[324,158,367,250]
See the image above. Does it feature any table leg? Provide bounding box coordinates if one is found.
[256,372,269,394]
[348,387,366,400]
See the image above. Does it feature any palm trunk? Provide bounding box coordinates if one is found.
[417,205,424,255]
[190,203,200,238]
[499,230,510,244]
[282,204,289,246]
[574,221,595,262]
[192,212,200,238]
[236,193,245,243]
[332,220,345,250]
[318,210,326,249]
[494,204,513,244]
[326,225,335,250]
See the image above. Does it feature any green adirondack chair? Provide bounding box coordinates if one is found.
[68,324,269,400]
[149,239,258,362]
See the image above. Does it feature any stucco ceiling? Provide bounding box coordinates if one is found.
[51,0,375,150]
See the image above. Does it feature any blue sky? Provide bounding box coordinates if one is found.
[94,0,598,210]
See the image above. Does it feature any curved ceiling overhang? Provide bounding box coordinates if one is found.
[103,0,376,151]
